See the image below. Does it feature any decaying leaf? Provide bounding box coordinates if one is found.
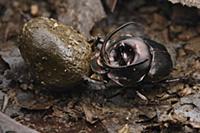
[82,103,99,124]
[0,42,27,82]
[159,94,200,128]
[15,90,54,110]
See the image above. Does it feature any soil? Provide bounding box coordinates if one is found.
[0,0,200,133]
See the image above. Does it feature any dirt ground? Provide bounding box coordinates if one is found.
[0,0,200,133]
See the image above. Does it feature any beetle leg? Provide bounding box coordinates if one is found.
[83,75,108,90]
[88,36,104,51]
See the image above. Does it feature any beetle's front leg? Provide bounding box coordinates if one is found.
[83,75,108,90]
[88,36,104,51]
[83,75,123,90]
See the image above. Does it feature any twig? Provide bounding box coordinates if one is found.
[1,94,9,112]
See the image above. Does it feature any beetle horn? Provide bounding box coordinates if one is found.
[101,22,143,67]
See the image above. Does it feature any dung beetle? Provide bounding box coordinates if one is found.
[19,17,173,90]
[90,22,173,87]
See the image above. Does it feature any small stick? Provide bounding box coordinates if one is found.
[1,94,9,112]
[107,0,118,12]
[136,91,148,101]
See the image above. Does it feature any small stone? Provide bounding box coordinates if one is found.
[20,83,28,90]
[31,4,39,16]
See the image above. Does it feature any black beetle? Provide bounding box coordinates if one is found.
[90,22,173,87]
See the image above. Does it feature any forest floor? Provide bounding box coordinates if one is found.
[0,0,200,132]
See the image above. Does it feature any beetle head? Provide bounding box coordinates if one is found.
[91,22,152,86]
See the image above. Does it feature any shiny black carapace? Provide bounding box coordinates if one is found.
[90,22,173,87]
